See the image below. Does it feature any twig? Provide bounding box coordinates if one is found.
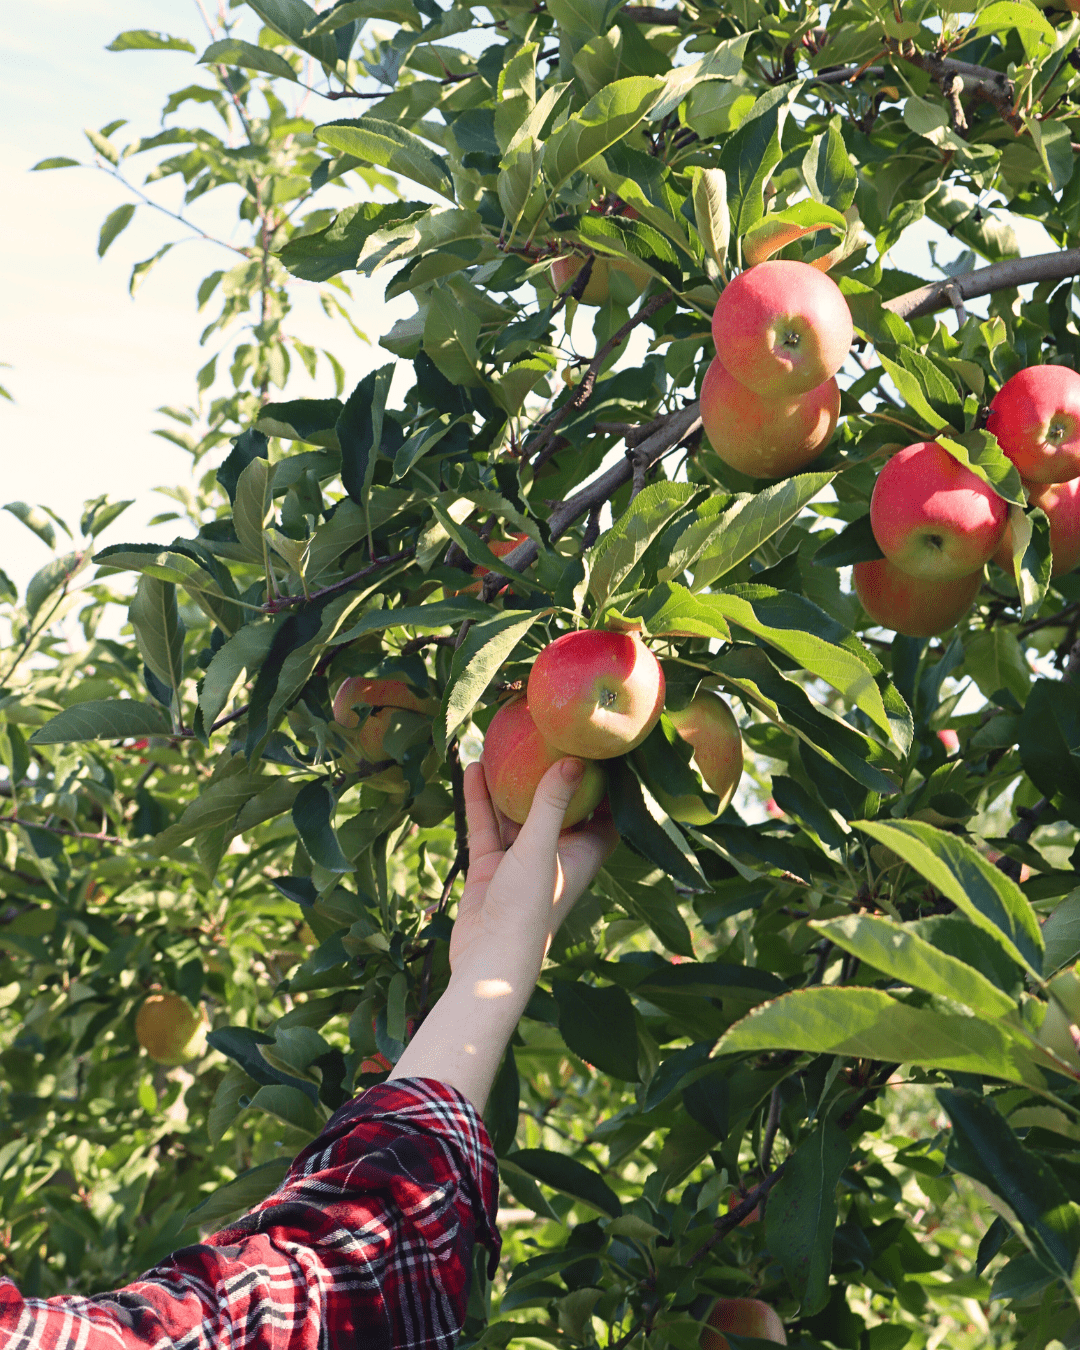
[889,41,1018,130]
[942,281,967,327]
[1,816,124,846]
[688,1163,790,1264]
[261,547,414,612]
[761,1086,782,1173]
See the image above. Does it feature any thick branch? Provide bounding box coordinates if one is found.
[884,249,1080,321]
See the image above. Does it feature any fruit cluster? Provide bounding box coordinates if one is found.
[482,630,743,832]
[855,365,1080,637]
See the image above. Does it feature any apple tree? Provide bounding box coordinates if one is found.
[8,0,1080,1346]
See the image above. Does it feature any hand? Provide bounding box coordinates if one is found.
[450,759,619,983]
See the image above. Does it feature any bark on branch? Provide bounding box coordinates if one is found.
[884,249,1080,321]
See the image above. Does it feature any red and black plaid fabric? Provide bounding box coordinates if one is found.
[0,1077,501,1349]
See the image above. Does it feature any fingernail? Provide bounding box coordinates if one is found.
[561,758,585,786]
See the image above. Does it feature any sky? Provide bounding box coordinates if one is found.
[0,2,1059,600]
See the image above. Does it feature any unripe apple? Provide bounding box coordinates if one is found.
[711,260,853,398]
[701,1297,786,1350]
[853,556,982,637]
[700,357,839,478]
[450,534,529,596]
[481,697,607,827]
[550,253,652,307]
[986,365,1080,484]
[992,477,1080,577]
[135,993,209,1066]
[870,441,1007,579]
[528,630,665,759]
[635,693,743,825]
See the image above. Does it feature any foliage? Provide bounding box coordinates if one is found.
[9,0,1080,1347]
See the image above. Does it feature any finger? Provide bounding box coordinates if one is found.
[553,819,619,925]
[463,762,503,866]
[512,758,587,862]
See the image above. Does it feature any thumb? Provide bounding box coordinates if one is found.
[512,758,585,860]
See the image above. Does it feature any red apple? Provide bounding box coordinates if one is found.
[937,729,960,753]
[449,534,529,596]
[702,1298,787,1350]
[992,477,1080,576]
[549,253,652,307]
[481,697,607,827]
[870,441,1007,579]
[711,260,853,398]
[635,692,743,825]
[986,365,1080,484]
[332,677,436,764]
[853,556,982,637]
[527,630,665,759]
[700,357,839,478]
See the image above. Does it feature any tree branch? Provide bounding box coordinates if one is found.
[884,249,1080,321]
[262,547,415,612]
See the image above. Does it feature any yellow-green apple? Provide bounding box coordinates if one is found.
[635,692,743,825]
[481,697,607,826]
[449,533,528,596]
[701,1298,786,1350]
[870,441,1007,579]
[550,253,652,307]
[853,556,982,636]
[986,365,1080,484]
[710,259,853,398]
[528,630,665,758]
[992,477,1080,576]
[135,994,209,1066]
[700,357,839,478]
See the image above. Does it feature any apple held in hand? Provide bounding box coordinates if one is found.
[711,259,853,398]
[986,365,1080,484]
[481,697,607,827]
[992,477,1080,577]
[635,692,743,825]
[853,556,982,637]
[870,441,1007,579]
[701,1298,786,1350]
[528,630,665,758]
[550,253,652,307]
[700,357,839,478]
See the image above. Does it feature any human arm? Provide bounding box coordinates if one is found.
[389,757,618,1113]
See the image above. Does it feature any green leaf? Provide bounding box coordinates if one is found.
[186,1159,291,1228]
[648,34,751,122]
[247,1083,323,1136]
[590,483,700,606]
[716,987,1046,1088]
[606,758,709,893]
[877,351,947,430]
[553,982,639,1079]
[853,819,1043,976]
[1004,505,1052,622]
[29,700,171,745]
[199,38,298,82]
[129,576,185,698]
[766,1116,850,1316]
[81,495,133,538]
[97,204,135,258]
[246,0,338,64]
[1042,892,1080,974]
[1019,677,1080,803]
[4,501,56,549]
[813,514,883,568]
[506,1148,622,1218]
[802,124,857,212]
[720,83,799,239]
[742,198,847,266]
[935,429,1025,506]
[545,77,665,194]
[973,0,1054,57]
[424,287,483,388]
[964,628,1031,706]
[233,456,274,563]
[689,473,834,590]
[811,914,1018,1018]
[25,552,83,620]
[107,30,196,52]
[130,243,173,295]
[437,610,545,755]
[338,365,393,508]
[151,760,263,855]
[200,620,278,731]
[316,119,455,200]
[95,545,240,633]
[292,781,351,874]
[691,168,729,280]
[593,863,695,957]
[939,1088,1080,1280]
[31,157,81,171]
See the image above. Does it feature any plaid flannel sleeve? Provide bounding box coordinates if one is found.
[0,1077,501,1350]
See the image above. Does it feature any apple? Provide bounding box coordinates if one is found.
[710,259,853,398]
[853,556,982,636]
[700,357,839,478]
[992,477,1080,577]
[701,1298,786,1350]
[527,630,665,759]
[986,365,1080,484]
[450,533,529,596]
[635,692,743,825]
[870,441,1007,579]
[135,993,209,1066]
[332,676,437,762]
[481,697,607,827]
[937,729,960,753]
[549,253,653,307]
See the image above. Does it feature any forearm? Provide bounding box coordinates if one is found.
[389,959,537,1113]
